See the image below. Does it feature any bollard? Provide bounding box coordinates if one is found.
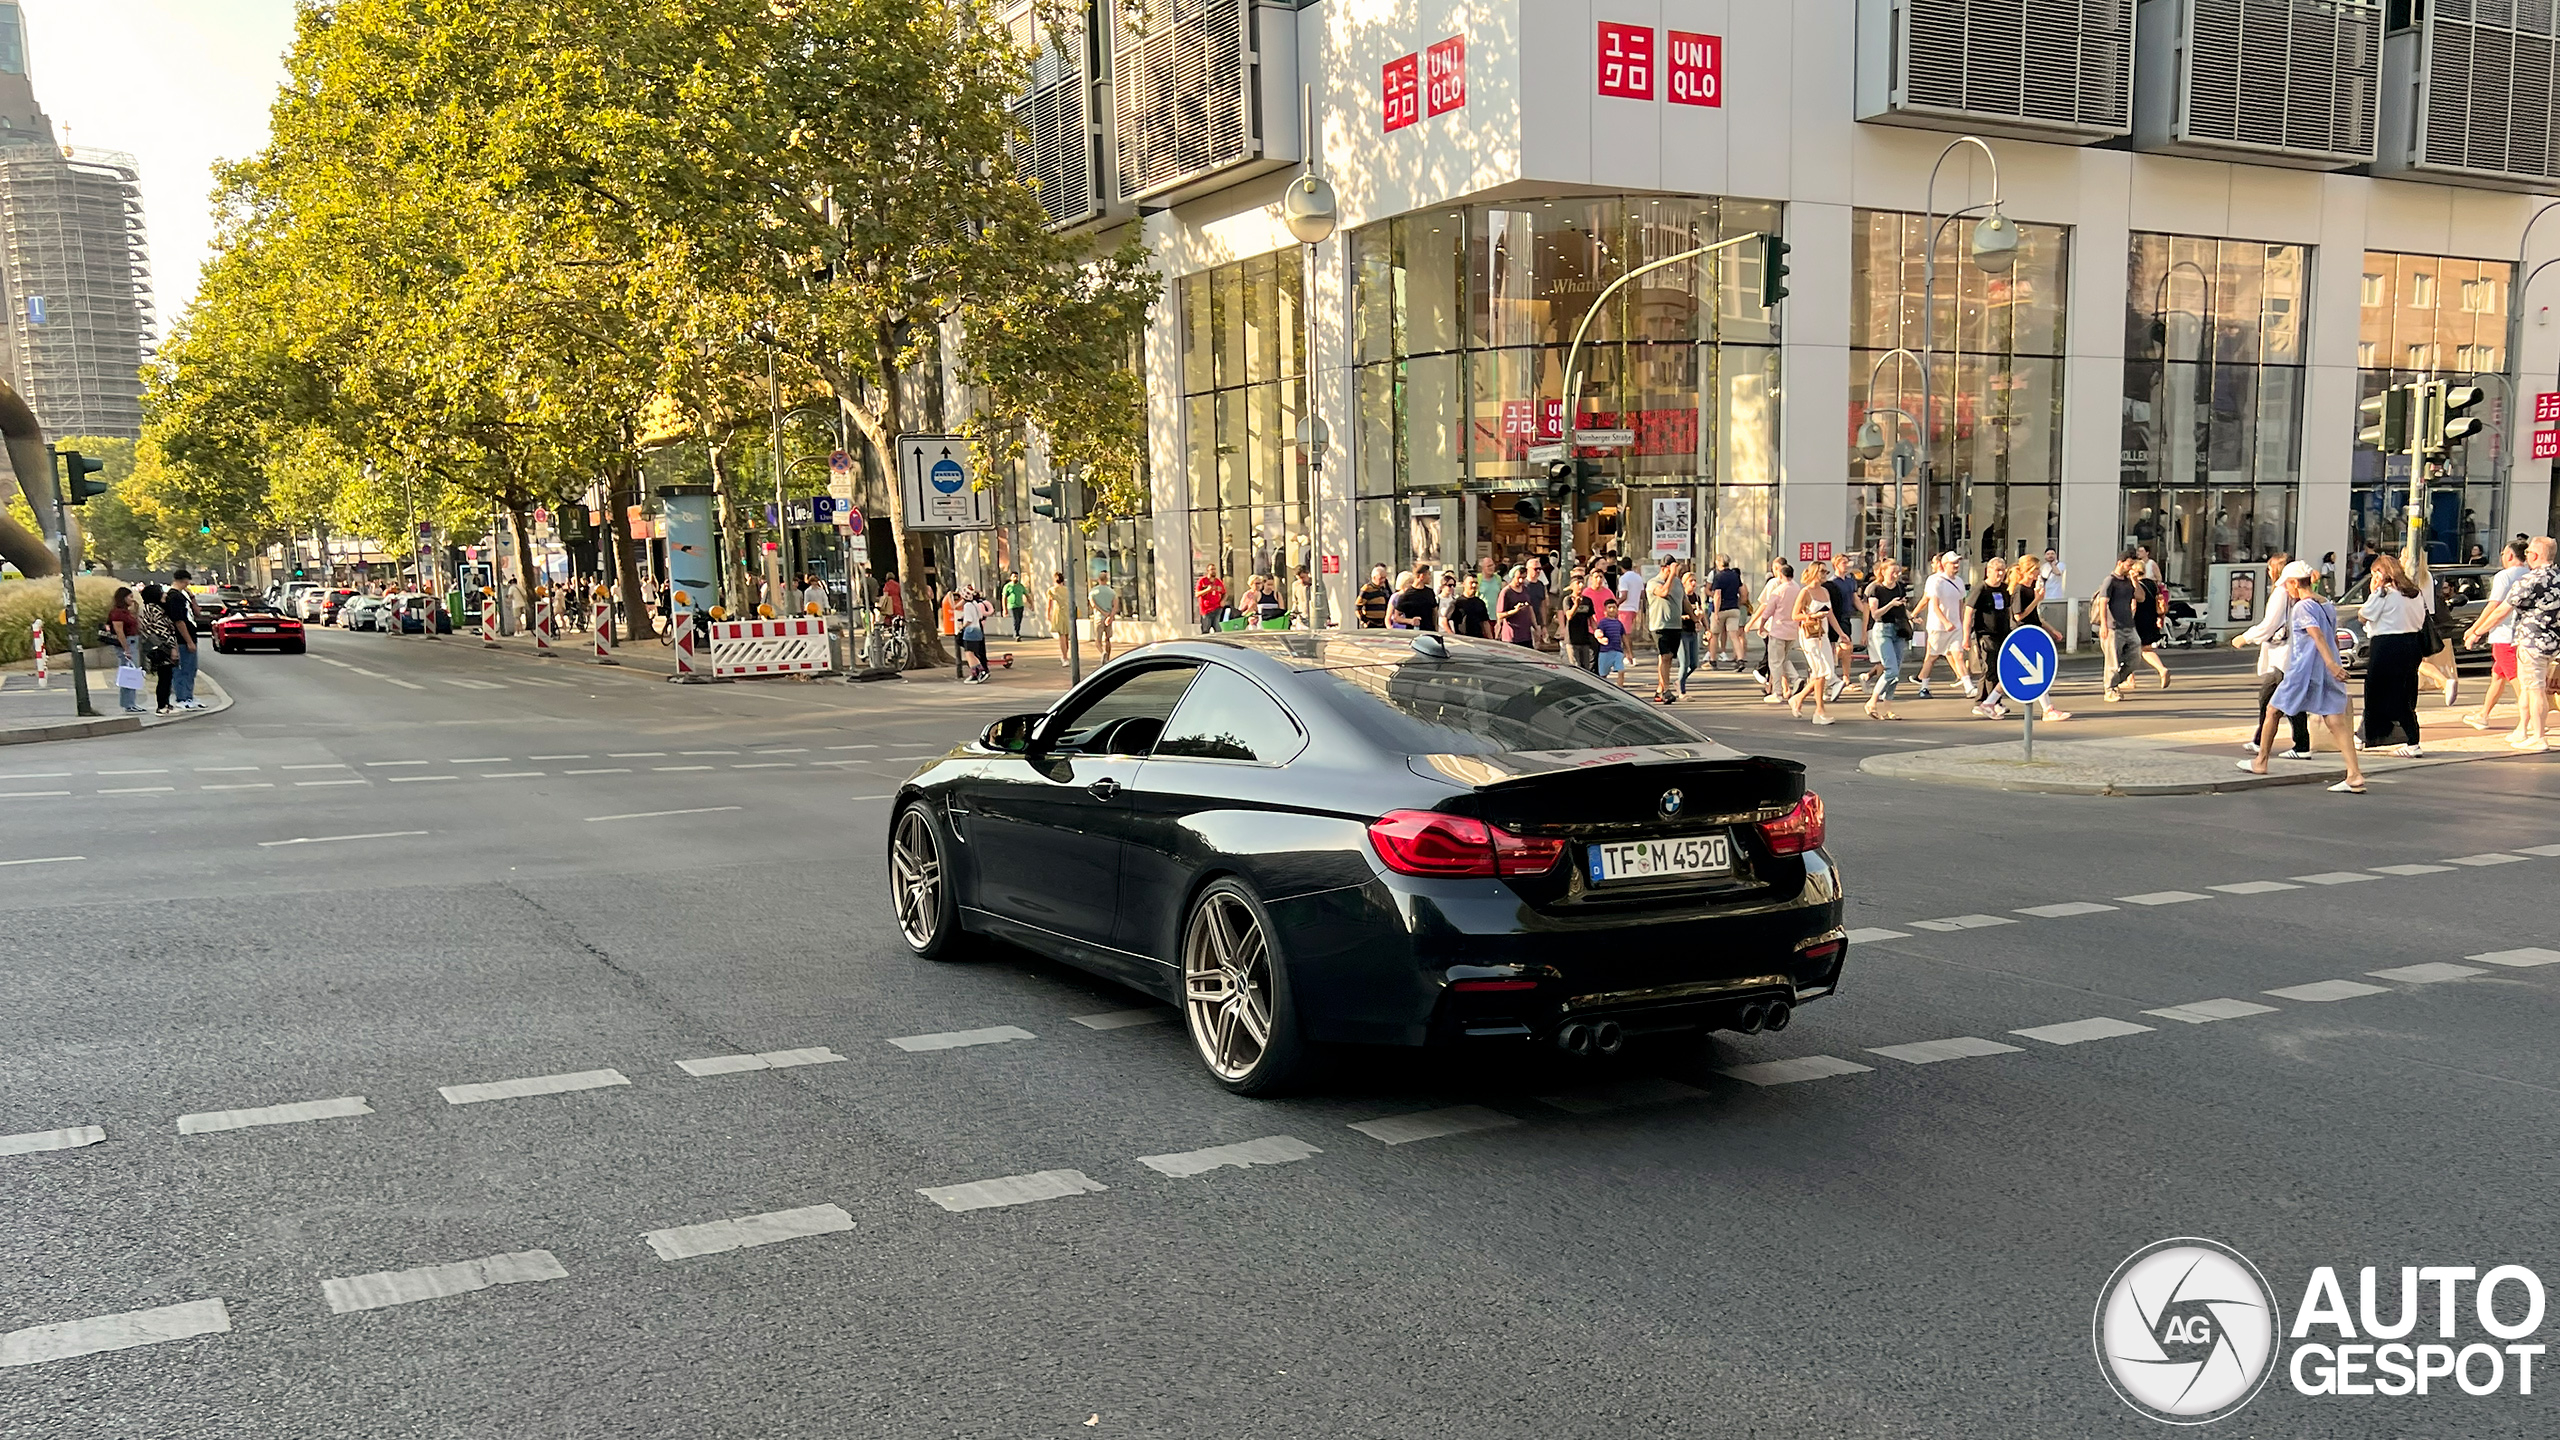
[594,588,617,666]
[533,588,554,657]
[31,616,46,689]
[672,610,699,681]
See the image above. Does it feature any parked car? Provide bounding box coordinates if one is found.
[314,588,358,624]
[342,596,395,631]
[211,602,306,655]
[2336,564,2496,676]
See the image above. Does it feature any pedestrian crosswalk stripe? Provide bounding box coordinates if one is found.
[1845,927,1908,943]
[1138,1135,1320,1177]
[2291,871,2377,885]
[2115,891,2209,906]
[2015,901,2117,918]
[1910,913,2012,932]
[642,1203,854,1259]
[0,1298,230,1369]
[0,1125,105,1156]
[2368,962,2486,984]
[1868,1036,2022,1065]
[2209,880,2300,895]
[918,1170,1107,1213]
[2263,979,2389,1003]
[2143,998,2278,1024]
[322,1250,566,1313]
[176,1096,373,1135]
[886,1025,1034,1052]
[2517,843,2560,857]
[2370,863,2453,876]
[1070,1008,1173,1030]
[1346,1105,1519,1145]
[2464,947,2560,968]
[2443,852,2527,866]
[438,1069,630,1105]
[2010,1017,2154,1045]
[675,1047,847,1076]
[1718,1055,1872,1087]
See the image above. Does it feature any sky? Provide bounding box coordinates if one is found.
[21,0,299,328]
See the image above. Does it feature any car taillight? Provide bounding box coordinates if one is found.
[1368,810,1566,878]
[1757,792,1826,856]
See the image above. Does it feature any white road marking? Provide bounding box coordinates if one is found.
[0,772,71,779]
[2468,947,2560,968]
[98,768,168,775]
[98,787,175,795]
[886,1025,1035,1052]
[312,655,355,668]
[564,768,630,775]
[365,760,429,767]
[2369,962,2486,984]
[642,1204,854,1260]
[1138,1135,1321,1177]
[258,830,428,847]
[1845,926,1908,943]
[1071,1008,1173,1031]
[283,763,349,770]
[680,750,738,756]
[438,1069,630,1105]
[2143,998,2279,1024]
[2292,871,2378,885]
[449,757,509,764]
[2010,1017,2155,1045]
[0,1126,105,1155]
[811,759,869,767]
[917,1170,1107,1213]
[1346,1105,1519,1145]
[849,794,896,801]
[1719,1055,1873,1087]
[441,679,506,690]
[321,1249,566,1314]
[2015,901,2118,918]
[674,1047,847,1077]
[1868,1036,2023,1065]
[201,783,273,791]
[0,855,82,868]
[730,762,797,769]
[2371,863,2455,876]
[381,677,426,690]
[1909,913,2012,932]
[194,766,260,772]
[294,779,368,787]
[652,765,715,772]
[827,744,878,750]
[584,805,743,822]
[0,1298,230,1368]
[753,748,808,754]
[2517,843,2560,857]
[509,677,573,688]
[2115,891,2209,906]
[529,754,589,760]
[1534,1077,1707,1114]
[387,775,459,783]
[2264,979,2390,1002]
[482,771,544,779]
[0,791,69,798]
[2444,852,2527,866]
[607,752,668,758]
[176,1096,372,1135]
[2209,880,2301,895]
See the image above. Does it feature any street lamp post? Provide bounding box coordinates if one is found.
[1282,85,1338,628]
[1918,137,2018,569]
[1857,347,1925,567]
[2501,202,2560,530]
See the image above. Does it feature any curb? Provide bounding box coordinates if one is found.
[1858,742,2527,797]
[0,674,233,746]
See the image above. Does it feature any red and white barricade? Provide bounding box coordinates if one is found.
[31,617,45,688]
[594,592,617,665]
[480,590,500,649]
[672,611,701,681]
[708,617,835,678]
[533,593,554,656]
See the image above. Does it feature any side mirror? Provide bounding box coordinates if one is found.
[980,713,1041,754]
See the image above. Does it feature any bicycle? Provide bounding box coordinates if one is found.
[862,613,910,671]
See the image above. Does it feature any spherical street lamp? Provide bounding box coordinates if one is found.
[1855,417,1887,462]
[1970,210,2021,273]
[1281,173,1338,247]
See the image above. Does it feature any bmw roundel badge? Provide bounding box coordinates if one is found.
[1659,788,1684,818]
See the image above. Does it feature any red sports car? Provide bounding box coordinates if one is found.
[211,604,306,654]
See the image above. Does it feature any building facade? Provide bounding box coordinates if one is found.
[967,0,2560,638]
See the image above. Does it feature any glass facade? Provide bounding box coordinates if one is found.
[1178,252,1310,601]
[1850,210,2069,572]
[2351,250,2512,576]
[2117,234,2308,596]
[1349,195,1782,576]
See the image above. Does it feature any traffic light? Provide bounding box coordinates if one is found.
[1759,233,1792,309]
[2357,386,2411,453]
[1031,477,1083,522]
[198,521,213,536]
[58,448,107,505]
[2435,382,2486,453]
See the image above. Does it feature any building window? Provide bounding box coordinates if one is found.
[2461,278,2499,313]
[2408,272,2436,308]
[1178,252,1308,614]
[2360,273,2384,308]
[1852,209,2070,569]
[2352,248,2514,573]
[2117,234,2309,598]
[2357,341,2377,367]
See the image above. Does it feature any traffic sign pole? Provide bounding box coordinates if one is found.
[1994,625,2061,762]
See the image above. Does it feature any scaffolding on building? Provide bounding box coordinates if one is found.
[0,136,153,439]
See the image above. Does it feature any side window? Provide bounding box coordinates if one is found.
[1152,665,1305,764]
[1046,664,1200,756]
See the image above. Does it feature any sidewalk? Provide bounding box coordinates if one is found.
[0,651,234,745]
[1861,721,2546,796]
[396,625,1077,698]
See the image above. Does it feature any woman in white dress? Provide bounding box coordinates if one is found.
[1791,562,1844,725]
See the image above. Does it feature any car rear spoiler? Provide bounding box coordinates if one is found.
[1410,742,1754,790]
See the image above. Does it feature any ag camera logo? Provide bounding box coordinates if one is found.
[2094,1238,2281,1424]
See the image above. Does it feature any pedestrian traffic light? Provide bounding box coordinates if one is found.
[198,521,212,536]
[2357,385,2410,453]
[58,449,107,505]
[1031,478,1082,522]
[1759,233,1792,309]
[2435,382,2486,453]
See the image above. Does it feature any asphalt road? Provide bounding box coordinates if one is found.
[4,628,2556,1438]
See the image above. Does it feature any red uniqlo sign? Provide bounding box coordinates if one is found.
[2537,391,2560,425]
[1425,35,1466,117]
[1382,54,1420,132]
[1501,398,1568,441]
[1322,554,1342,575]
[2535,429,2560,461]
[1667,31,1722,107]
[1597,22,1653,100]
[1797,542,1834,563]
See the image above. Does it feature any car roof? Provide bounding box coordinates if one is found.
[1178,630,1569,674]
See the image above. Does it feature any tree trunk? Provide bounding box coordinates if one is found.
[868,327,946,669]
[506,501,539,631]
[608,439,655,642]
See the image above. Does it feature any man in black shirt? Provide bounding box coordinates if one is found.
[2100,553,2142,701]
[1390,566,1440,631]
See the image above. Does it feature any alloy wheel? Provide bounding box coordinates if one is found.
[890,808,942,950]
[1183,891,1274,1081]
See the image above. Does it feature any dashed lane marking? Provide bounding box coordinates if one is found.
[176,1096,372,1135]
[0,1126,104,1155]
[917,1170,1107,1214]
[0,772,71,779]
[2369,962,2487,984]
[2210,880,2301,895]
[283,763,349,770]
[753,748,808,754]
[1909,913,2012,932]
[2115,891,2209,907]
[449,757,508,764]
[258,831,427,847]
[827,744,878,750]
[642,1204,854,1260]
[2466,948,2560,968]
[2143,998,2279,1024]
[438,1069,630,1105]
[2292,871,2378,886]
[482,771,544,779]
[2011,1017,2155,1045]
[680,751,738,756]
[321,1250,567,1313]
[193,766,260,772]
[1071,1008,1173,1031]
[387,776,459,784]
[1138,1135,1321,1177]
[585,806,742,823]
[1534,1077,1707,1114]
[674,1047,847,1077]
[202,783,273,791]
[1346,1105,1519,1145]
[564,768,630,775]
[886,1025,1035,1053]
[607,752,668,758]
[652,766,715,772]
[1845,927,1908,943]
[2444,852,2528,867]
[2519,843,2560,858]
[1718,1055,1873,1087]
[2372,863,2455,876]
[0,855,82,867]
[295,779,368,787]
[440,679,506,690]
[731,762,796,769]
[97,768,168,775]
[365,760,429,767]
[0,1298,231,1369]
[2015,901,2117,918]
[529,754,589,760]
[2264,979,2390,1003]
[1868,1036,2023,1065]
[98,787,174,795]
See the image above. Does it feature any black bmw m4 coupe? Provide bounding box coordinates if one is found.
[887,631,1846,1094]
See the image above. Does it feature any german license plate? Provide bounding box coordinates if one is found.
[1588,834,1732,884]
[252,626,276,633]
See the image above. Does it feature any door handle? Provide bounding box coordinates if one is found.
[1087,777,1120,800]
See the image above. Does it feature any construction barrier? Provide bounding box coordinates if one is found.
[533,592,554,656]
[708,617,834,678]
[594,592,617,665]
[31,617,45,688]
[672,611,700,681]
[480,590,499,649]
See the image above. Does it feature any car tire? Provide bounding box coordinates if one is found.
[1179,878,1313,1096]
[888,801,971,961]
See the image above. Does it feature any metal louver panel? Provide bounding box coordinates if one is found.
[1869,0,2135,140]
[2148,0,2379,166]
[1009,4,1102,228]
[1112,0,1256,202]
[2397,7,2560,187]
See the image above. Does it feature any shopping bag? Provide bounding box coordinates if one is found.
[115,662,146,690]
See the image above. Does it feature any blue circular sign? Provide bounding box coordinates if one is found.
[1996,624,2060,705]
[929,458,966,495]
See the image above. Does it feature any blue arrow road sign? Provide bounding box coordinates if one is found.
[1996,624,2059,705]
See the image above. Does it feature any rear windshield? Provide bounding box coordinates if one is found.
[1313,658,1706,756]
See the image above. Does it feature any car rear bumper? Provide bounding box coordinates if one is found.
[1264,851,1847,1047]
